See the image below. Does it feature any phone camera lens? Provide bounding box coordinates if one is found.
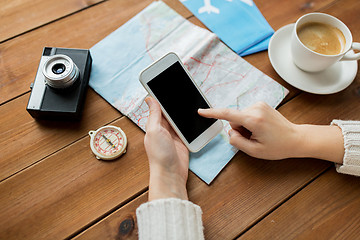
[52,63,66,74]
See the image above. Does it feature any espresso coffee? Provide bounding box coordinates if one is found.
[297,22,345,55]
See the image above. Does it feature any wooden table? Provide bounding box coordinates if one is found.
[1,0,359,239]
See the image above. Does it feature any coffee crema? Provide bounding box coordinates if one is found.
[297,22,345,55]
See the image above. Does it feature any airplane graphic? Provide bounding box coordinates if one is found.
[180,0,253,14]
[199,0,220,14]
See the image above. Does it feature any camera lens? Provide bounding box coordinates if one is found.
[42,54,79,89]
[52,63,66,74]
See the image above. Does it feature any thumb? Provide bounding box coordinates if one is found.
[228,129,257,155]
[145,97,162,131]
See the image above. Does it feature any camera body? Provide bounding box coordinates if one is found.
[27,47,92,120]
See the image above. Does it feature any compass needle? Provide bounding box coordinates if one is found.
[102,134,116,149]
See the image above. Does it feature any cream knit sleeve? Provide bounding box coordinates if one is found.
[331,120,360,176]
[136,198,204,240]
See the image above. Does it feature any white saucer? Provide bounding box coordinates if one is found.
[268,24,358,94]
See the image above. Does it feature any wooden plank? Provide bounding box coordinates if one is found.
[70,158,330,240]
[0,0,192,105]
[71,64,360,240]
[0,0,105,42]
[239,169,360,239]
[75,193,148,239]
[0,116,149,240]
[256,0,335,30]
[162,0,194,18]
[0,89,120,181]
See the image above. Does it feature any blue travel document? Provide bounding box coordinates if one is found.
[181,0,274,55]
[240,35,271,56]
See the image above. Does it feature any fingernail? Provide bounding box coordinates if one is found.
[228,129,235,136]
[145,97,151,106]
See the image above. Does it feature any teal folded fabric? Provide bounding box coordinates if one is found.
[181,0,273,55]
[240,35,271,56]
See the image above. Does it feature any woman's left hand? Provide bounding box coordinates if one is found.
[144,97,189,201]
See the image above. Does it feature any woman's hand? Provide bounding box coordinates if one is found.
[199,102,344,163]
[144,97,189,201]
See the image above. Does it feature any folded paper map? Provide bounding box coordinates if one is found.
[89,1,288,184]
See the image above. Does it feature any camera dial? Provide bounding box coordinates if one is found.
[42,54,79,89]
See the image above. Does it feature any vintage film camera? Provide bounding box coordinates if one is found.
[26,47,92,120]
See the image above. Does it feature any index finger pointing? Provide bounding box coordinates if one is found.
[198,108,243,123]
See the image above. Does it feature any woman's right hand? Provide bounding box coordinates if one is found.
[199,102,344,163]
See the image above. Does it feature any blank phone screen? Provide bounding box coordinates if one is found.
[148,61,216,143]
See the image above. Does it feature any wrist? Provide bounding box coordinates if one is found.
[149,166,188,201]
[294,124,344,163]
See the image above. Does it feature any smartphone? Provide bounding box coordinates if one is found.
[139,52,223,152]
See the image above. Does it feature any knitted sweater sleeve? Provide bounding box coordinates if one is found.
[331,120,360,176]
[136,198,204,240]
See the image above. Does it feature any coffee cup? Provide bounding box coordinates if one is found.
[291,13,360,72]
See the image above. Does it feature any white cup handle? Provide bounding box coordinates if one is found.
[342,42,360,61]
